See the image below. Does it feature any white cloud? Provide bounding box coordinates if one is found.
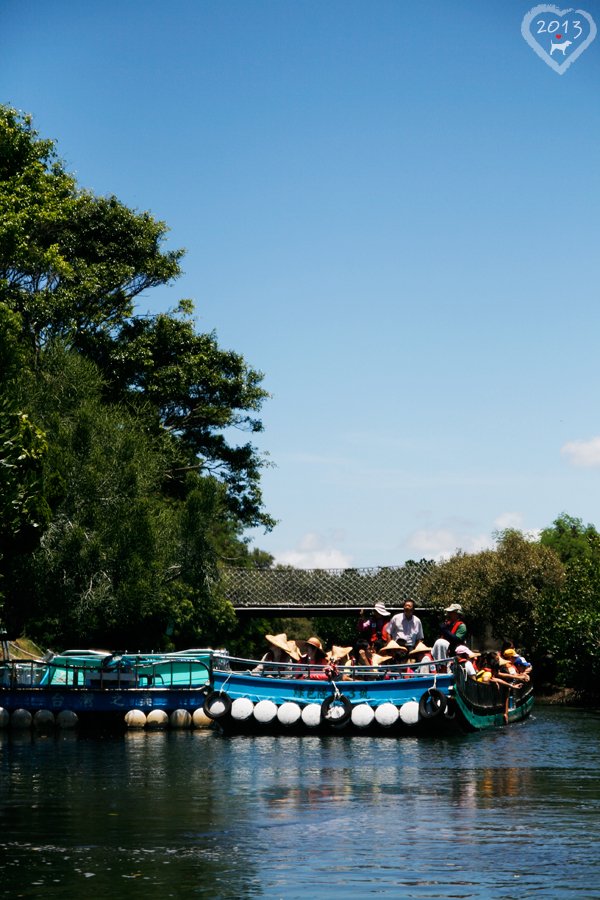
[404,528,492,561]
[561,436,600,468]
[493,512,523,529]
[274,531,353,569]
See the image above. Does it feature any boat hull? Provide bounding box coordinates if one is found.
[207,668,458,736]
[0,686,208,724]
[452,665,534,729]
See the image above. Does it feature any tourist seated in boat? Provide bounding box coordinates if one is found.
[431,603,468,669]
[357,604,392,646]
[296,637,330,679]
[497,652,531,685]
[475,652,495,682]
[328,645,355,680]
[502,648,532,680]
[251,633,301,676]
[455,644,480,678]
[407,641,436,674]
[379,640,412,678]
[355,641,392,679]
[388,599,424,650]
[356,639,374,667]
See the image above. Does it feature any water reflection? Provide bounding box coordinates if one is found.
[2,709,600,898]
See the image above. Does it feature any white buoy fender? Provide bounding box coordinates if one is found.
[192,708,212,728]
[399,700,420,726]
[11,708,32,729]
[301,703,322,727]
[125,709,147,728]
[351,704,375,728]
[253,699,278,724]
[374,702,399,727]
[170,709,192,728]
[277,702,302,726]
[33,709,55,729]
[230,697,254,721]
[146,709,169,729]
[57,710,78,729]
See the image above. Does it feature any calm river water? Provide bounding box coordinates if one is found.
[1,706,600,899]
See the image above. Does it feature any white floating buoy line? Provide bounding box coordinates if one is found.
[0,707,79,729]
[0,694,444,731]
[0,705,214,731]
[201,691,430,729]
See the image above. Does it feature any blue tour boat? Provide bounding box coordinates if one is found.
[202,654,533,734]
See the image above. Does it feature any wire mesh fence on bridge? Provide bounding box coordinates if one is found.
[222,561,437,612]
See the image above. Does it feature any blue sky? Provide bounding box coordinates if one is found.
[2,1,600,567]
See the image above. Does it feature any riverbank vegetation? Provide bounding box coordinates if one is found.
[421,517,600,696]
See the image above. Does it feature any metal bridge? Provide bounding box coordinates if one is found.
[222,561,437,615]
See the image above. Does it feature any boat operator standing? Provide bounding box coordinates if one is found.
[388,600,424,650]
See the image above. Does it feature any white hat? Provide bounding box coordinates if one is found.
[374,603,390,617]
[455,644,479,658]
[444,603,463,614]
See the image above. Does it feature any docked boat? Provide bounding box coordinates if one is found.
[0,648,227,728]
[202,654,534,735]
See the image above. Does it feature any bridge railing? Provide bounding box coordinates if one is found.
[222,562,437,612]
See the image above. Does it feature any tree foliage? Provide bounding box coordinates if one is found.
[537,515,600,691]
[422,530,565,650]
[0,105,273,647]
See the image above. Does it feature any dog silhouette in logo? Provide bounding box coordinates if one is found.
[550,39,572,55]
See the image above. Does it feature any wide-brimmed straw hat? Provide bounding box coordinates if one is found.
[265,633,301,661]
[380,640,408,654]
[329,645,354,662]
[371,653,393,665]
[407,641,432,657]
[298,636,328,659]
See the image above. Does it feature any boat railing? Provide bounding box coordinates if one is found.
[0,656,213,690]
[454,663,534,710]
[0,660,48,688]
[218,655,456,681]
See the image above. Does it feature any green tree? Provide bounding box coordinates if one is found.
[422,530,565,649]
[540,513,600,566]
[0,105,277,647]
[537,514,600,691]
[0,303,49,614]
[0,105,272,532]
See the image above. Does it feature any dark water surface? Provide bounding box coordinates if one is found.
[2,706,600,899]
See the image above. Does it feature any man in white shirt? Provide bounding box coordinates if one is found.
[388,599,424,650]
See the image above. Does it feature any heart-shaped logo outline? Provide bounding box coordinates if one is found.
[521,4,597,74]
